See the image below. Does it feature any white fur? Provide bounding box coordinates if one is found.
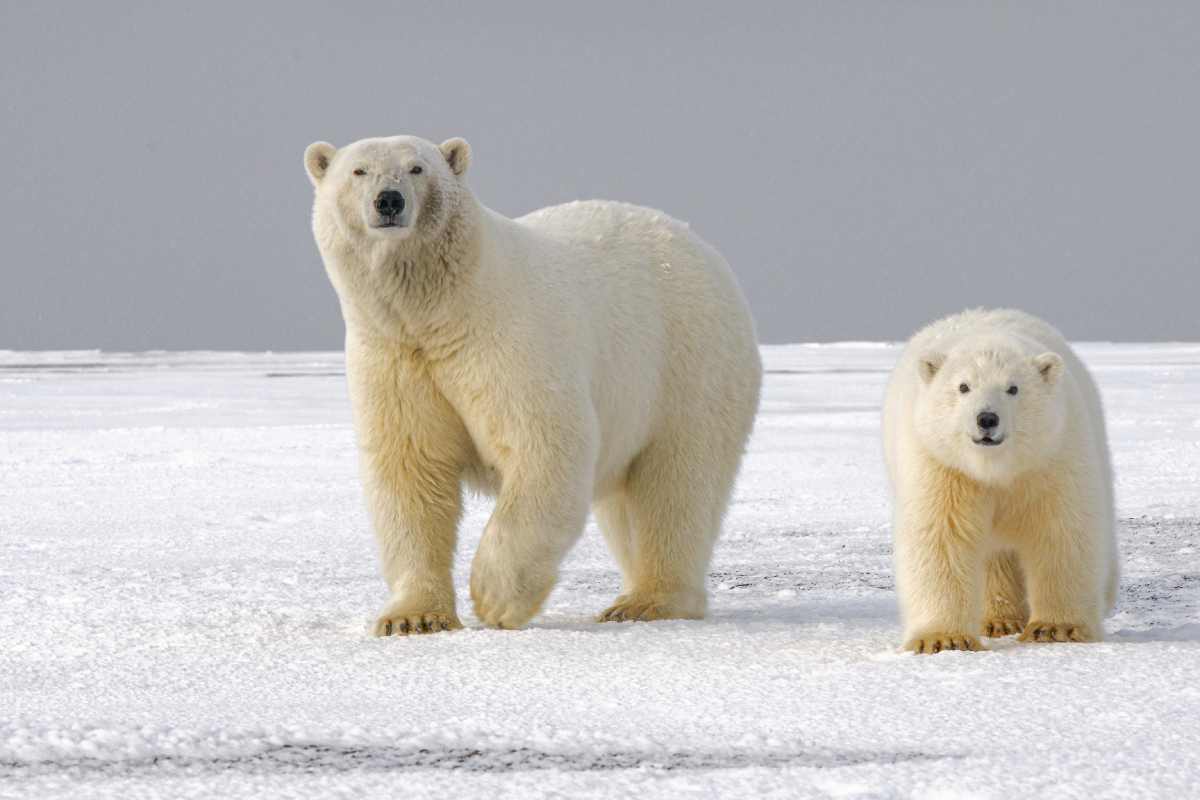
[305,135,761,634]
[883,308,1117,653]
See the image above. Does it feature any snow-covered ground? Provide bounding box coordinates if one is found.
[1,345,1197,799]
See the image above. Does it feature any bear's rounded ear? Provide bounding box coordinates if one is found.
[1033,352,1064,385]
[304,142,337,186]
[439,137,471,176]
[918,352,945,385]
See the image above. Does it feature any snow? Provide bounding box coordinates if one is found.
[1,344,1198,799]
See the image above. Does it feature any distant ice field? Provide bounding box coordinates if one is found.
[1,344,1197,799]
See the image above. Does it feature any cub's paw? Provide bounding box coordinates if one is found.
[372,604,461,637]
[904,632,983,655]
[1019,621,1095,643]
[597,592,704,623]
[469,560,556,630]
[982,617,1026,638]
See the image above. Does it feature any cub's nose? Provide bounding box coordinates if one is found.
[374,190,405,217]
[977,411,1000,431]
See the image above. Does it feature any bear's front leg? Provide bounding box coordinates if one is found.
[365,471,464,637]
[894,471,991,654]
[1016,506,1105,644]
[469,445,594,629]
[347,341,473,637]
[898,526,986,653]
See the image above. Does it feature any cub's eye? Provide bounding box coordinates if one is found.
[409,165,423,175]
[353,168,367,176]
[1007,385,1019,396]
[958,383,970,394]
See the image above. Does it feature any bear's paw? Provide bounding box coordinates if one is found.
[597,593,704,623]
[469,561,556,630]
[982,617,1026,637]
[1018,621,1096,643]
[904,632,983,655]
[372,605,462,637]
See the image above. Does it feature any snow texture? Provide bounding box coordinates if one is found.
[1,345,1197,799]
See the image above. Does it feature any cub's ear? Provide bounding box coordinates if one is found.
[918,352,945,385]
[304,142,336,186]
[440,137,471,176]
[1033,352,1064,385]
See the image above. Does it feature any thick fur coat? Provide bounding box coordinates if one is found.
[305,135,761,634]
[883,308,1117,653]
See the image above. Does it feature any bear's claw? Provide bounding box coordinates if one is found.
[982,618,1025,637]
[373,610,461,638]
[904,632,983,654]
[1018,621,1094,643]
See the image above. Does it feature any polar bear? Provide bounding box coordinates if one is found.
[882,308,1117,653]
[303,134,761,634]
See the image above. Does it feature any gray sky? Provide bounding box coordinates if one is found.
[3,3,1198,349]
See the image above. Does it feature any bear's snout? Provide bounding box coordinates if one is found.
[374,190,406,219]
[976,411,1000,431]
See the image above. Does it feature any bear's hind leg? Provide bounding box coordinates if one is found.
[981,550,1029,637]
[597,436,737,622]
[594,490,636,594]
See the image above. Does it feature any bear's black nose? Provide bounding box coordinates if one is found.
[977,411,1000,430]
[375,190,405,217]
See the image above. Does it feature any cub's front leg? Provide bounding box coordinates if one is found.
[1016,497,1106,644]
[895,466,992,654]
[347,340,473,636]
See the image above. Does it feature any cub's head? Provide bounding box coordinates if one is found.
[913,339,1067,485]
[303,135,471,245]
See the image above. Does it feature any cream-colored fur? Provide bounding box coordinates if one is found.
[882,309,1117,653]
[304,135,761,634]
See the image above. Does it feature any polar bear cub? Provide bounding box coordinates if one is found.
[883,309,1117,653]
[303,134,761,634]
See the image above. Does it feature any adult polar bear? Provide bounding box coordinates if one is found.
[304,135,761,634]
[883,309,1117,653]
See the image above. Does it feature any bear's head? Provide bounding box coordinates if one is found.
[304,135,471,246]
[912,338,1067,485]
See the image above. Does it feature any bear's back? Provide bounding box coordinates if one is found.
[906,308,1069,361]
[516,199,687,242]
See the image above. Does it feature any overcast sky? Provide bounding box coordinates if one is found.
[2,3,1198,349]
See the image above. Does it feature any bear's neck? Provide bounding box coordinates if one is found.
[337,196,485,348]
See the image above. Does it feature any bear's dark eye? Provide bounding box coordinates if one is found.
[409,165,423,175]
[958,383,970,394]
[353,168,367,176]
[1007,385,1019,396]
